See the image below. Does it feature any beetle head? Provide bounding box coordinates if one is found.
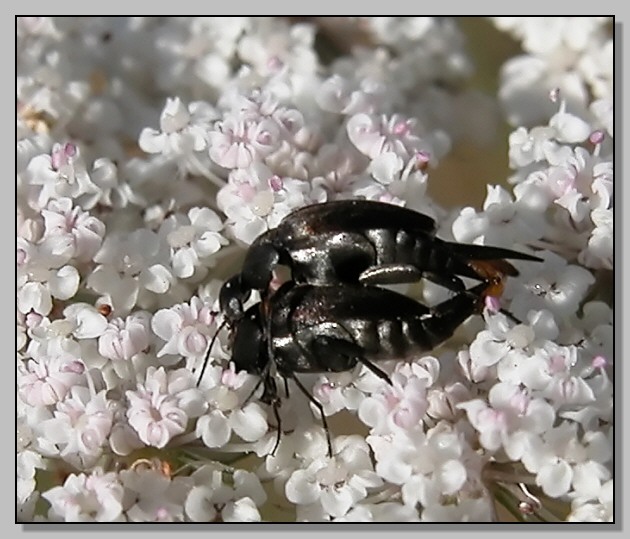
[220,235,283,321]
[241,239,283,292]
[219,274,251,322]
[231,306,268,376]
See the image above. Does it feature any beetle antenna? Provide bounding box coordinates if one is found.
[197,316,230,386]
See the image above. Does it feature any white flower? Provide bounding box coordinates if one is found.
[208,114,280,169]
[548,101,592,144]
[468,312,534,371]
[126,366,204,448]
[547,147,612,222]
[568,479,613,522]
[151,296,218,365]
[590,98,613,137]
[195,364,268,449]
[237,19,317,77]
[494,17,611,125]
[358,363,430,434]
[222,497,263,522]
[347,113,435,162]
[285,436,383,518]
[18,353,85,407]
[316,71,389,116]
[453,185,547,248]
[158,207,228,279]
[578,37,613,100]
[217,162,314,243]
[24,315,79,359]
[42,469,124,522]
[78,157,146,210]
[40,197,106,263]
[139,97,217,156]
[25,143,98,208]
[354,152,432,211]
[493,17,608,56]
[367,423,477,509]
[508,125,572,169]
[581,208,613,269]
[525,422,611,498]
[458,382,555,455]
[62,303,109,340]
[41,386,114,466]
[505,250,595,320]
[17,49,90,129]
[560,360,612,428]
[120,467,192,522]
[311,365,378,417]
[17,237,80,315]
[17,446,44,504]
[532,343,596,407]
[99,312,151,362]
[88,229,174,314]
[152,17,247,94]
[184,465,266,522]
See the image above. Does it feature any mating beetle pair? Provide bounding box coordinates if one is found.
[203,200,541,456]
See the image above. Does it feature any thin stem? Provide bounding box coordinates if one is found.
[491,483,528,522]
[484,468,538,486]
[363,486,401,505]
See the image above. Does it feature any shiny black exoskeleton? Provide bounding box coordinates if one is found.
[219,200,541,322]
[231,280,491,457]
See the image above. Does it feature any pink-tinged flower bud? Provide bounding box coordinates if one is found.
[589,130,605,145]
[592,355,607,369]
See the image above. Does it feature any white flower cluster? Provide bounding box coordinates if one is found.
[16,17,613,523]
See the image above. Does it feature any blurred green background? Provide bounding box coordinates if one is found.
[427,17,522,210]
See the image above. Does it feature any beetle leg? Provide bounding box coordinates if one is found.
[443,241,542,264]
[499,308,522,324]
[243,376,266,406]
[286,373,334,458]
[359,264,423,285]
[243,360,273,406]
[310,335,392,386]
[257,373,286,457]
[430,282,488,316]
[356,357,393,385]
[405,282,490,350]
[270,397,283,457]
[422,271,466,292]
[197,316,230,387]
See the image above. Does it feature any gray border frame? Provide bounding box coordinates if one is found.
[7,8,625,537]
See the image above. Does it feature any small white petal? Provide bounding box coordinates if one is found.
[141,264,172,293]
[320,485,357,518]
[196,413,231,448]
[222,497,261,522]
[49,265,80,300]
[138,128,166,153]
[537,460,572,497]
[229,404,269,442]
[285,470,320,505]
[185,486,218,522]
[550,112,591,143]
[437,459,467,495]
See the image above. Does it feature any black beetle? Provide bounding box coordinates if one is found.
[219,200,541,323]
[228,279,492,458]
